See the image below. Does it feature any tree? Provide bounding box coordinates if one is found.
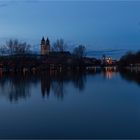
[73,45,86,58]
[119,51,137,66]
[1,39,31,55]
[52,39,67,52]
[0,46,7,55]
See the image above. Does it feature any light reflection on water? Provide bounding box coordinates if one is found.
[0,69,140,138]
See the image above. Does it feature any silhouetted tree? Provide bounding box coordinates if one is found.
[52,39,67,52]
[1,39,31,55]
[0,46,7,55]
[119,51,139,66]
[73,45,86,58]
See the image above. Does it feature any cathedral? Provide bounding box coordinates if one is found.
[40,37,51,55]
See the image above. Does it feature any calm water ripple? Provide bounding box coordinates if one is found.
[0,69,140,138]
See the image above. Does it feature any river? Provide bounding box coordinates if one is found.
[0,69,140,138]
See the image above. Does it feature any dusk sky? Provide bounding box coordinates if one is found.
[0,0,140,53]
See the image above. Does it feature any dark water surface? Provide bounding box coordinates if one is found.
[0,69,140,139]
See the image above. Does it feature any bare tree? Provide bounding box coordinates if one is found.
[0,46,7,55]
[73,45,86,58]
[1,39,31,55]
[52,39,67,52]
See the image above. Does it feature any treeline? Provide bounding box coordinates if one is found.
[0,39,99,72]
[119,51,140,66]
[5,39,140,68]
[0,39,31,55]
[0,39,86,58]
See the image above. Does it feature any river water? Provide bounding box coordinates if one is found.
[0,69,140,138]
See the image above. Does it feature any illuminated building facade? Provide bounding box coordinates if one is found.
[102,55,113,65]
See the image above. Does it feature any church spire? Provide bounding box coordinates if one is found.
[41,37,45,45]
[40,36,51,55]
[46,37,50,45]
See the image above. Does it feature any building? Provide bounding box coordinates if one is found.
[101,55,118,66]
[40,37,51,55]
[101,55,113,65]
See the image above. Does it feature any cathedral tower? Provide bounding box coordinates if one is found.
[46,37,50,53]
[40,37,50,55]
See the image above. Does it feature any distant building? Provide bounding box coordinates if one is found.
[101,55,113,65]
[40,37,51,55]
[101,55,117,66]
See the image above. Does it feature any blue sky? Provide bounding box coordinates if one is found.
[0,0,140,53]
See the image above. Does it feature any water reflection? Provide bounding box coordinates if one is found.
[0,73,38,102]
[120,69,140,85]
[41,71,51,98]
[0,68,140,102]
[102,67,118,79]
[0,70,87,102]
[41,70,87,99]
